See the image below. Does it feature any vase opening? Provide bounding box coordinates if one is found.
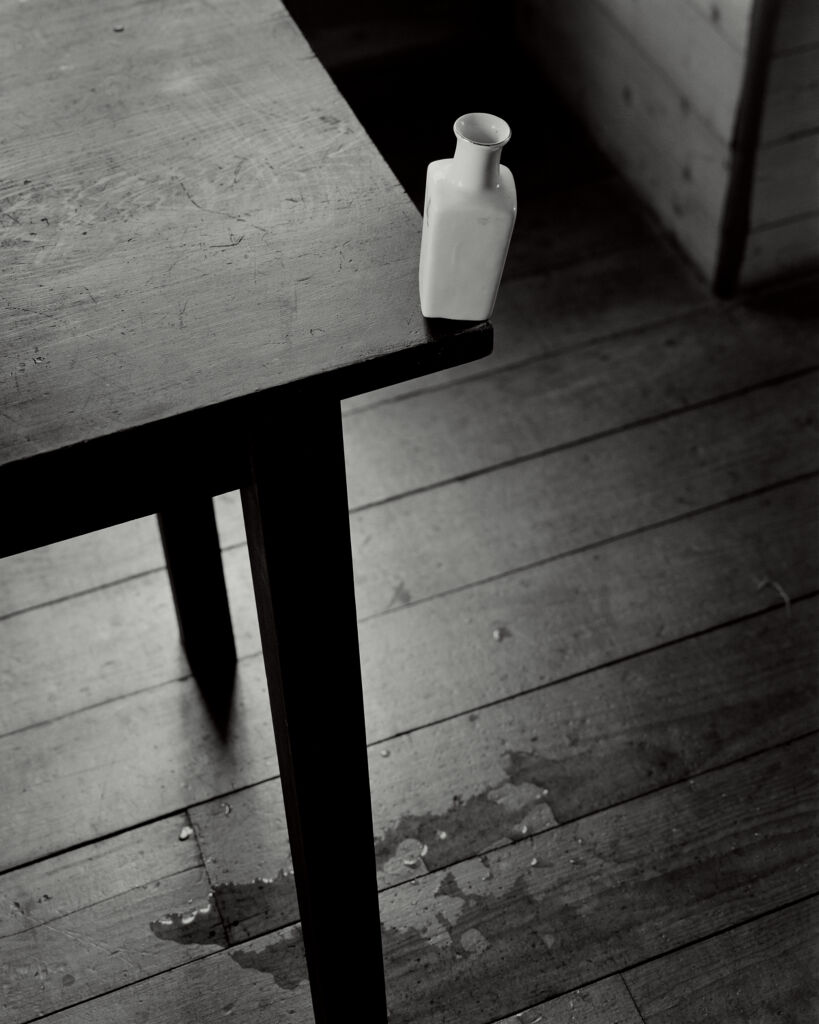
[454,113,511,148]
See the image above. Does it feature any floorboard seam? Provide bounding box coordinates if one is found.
[374,591,819,743]
[479,891,819,1024]
[348,367,819,517]
[341,267,818,417]
[358,470,819,623]
[1,364,814,626]
[619,974,649,1024]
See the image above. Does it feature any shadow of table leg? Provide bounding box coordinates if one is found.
[241,396,388,1023]
[158,496,237,729]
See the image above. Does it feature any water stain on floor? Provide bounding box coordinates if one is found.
[212,874,298,936]
[149,903,226,947]
[374,749,560,873]
[229,927,308,990]
[149,873,296,949]
[382,868,585,1024]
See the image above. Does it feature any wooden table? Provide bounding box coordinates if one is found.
[0,1,491,1019]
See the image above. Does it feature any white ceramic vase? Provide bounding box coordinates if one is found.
[419,112,517,320]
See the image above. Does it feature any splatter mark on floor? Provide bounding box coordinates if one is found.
[211,875,297,936]
[373,750,559,872]
[150,903,226,947]
[150,872,297,948]
[229,927,308,990]
[382,870,584,1024]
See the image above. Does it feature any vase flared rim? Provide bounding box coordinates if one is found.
[453,113,511,148]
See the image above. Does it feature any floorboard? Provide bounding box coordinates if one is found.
[625,897,819,1024]
[23,737,816,1023]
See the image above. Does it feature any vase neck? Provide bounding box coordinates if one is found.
[451,138,503,190]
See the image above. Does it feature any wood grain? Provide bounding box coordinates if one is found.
[4,266,814,620]
[774,0,819,52]
[3,368,816,736]
[356,476,818,740]
[751,133,819,227]
[0,237,716,618]
[494,976,644,1023]
[626,898,819,1023]
[0,816,217,1024]
[740,214,819,287]
[342,240,710,411]
[761,46,819,143]
[13,735,816,1023]
[683,0,752,53]
[517,0,730,279]
[595,0,745,140]
[0,0,488,475]
[35,925,314,1024]
[377,736,818,1024]
[188,599,818,938]
[349,374,819,619]
[2,477,815,870]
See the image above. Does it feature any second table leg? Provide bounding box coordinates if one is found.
[240,396,388,1023]
[158,496,236,686]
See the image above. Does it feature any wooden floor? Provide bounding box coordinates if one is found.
[1,38,818,1024]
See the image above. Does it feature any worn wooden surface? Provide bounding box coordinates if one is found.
[0,0,489,471]
[517,0,730,279]
[626,898,819,1023]
[2,20,818,1022]
[740,0,819,288]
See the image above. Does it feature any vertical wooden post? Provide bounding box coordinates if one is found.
[240,394,388,1023]
[158,496,237,684]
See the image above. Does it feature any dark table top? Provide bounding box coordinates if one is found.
[0,0,490,493]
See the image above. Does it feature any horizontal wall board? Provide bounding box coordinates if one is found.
[761,46,819,143]
[517,0,730,280]
[740,213,819,287]
[751,132,819,227]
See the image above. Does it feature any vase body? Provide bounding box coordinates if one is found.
[419,112,516,320]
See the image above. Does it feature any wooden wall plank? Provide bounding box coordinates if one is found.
[516,0,730,280]
[595,0,745,140]
[774,0,819,52]
[188,600,817,940]
[751,133,819,227]
[761,47,819,143]
[625,898,819,1023]
[684,0,752,53]
[740,213,819,286]
[2,477,815,870]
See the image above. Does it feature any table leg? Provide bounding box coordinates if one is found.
[240,397,388,1023]
[158,496,237,685]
